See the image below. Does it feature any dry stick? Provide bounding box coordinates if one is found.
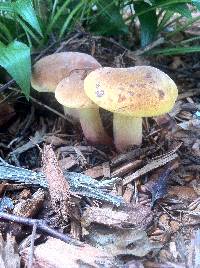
[0,79,15,93]
[29,95,67,120]
[0,84,68,120]
[0,212,82,246]
[28,222,37,268]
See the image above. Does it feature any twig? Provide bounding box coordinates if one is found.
[0,79,15,93]
[0,212,82,246]
[134,37,165,55]
[55,33,82,53]
[28,222,37,268]
[0,84,68,120]
[29,95,67,120]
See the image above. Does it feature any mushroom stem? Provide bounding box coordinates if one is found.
[113,113,142,152]
[79,108,112,145]
[63,107,80,122]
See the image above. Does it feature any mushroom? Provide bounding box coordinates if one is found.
[55,70,112,145]
[84,66,178,152]
[31,52,101,121]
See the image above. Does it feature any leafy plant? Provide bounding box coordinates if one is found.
[0,0,200,97]
[0,0,42,97]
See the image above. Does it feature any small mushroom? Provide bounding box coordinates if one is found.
[84,66,178,152]
[31,52,101,121]
[55,70,111,145]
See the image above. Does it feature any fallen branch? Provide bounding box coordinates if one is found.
[0,212,82,246]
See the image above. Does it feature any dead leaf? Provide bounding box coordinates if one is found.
[145,168,171,206]
[85,225,161,257]
[21,238,115,268]
[168,186,198,202]
[178,118,200,130]
[82,203,153,230]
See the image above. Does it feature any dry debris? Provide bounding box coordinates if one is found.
[0,32,200,267]
[0,233,20,268]
[21,238,116,268]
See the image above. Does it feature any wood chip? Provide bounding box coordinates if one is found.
[123,151,178,186]
[58,156,77,170]
[84,165,103,179]
[112,159,142,177]
[13,189,45,218]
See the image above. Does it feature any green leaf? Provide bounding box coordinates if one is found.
[13,0,42,36]
[88,0,128,36]
[148,46,200,55]
[166,3,192,18]
[134,2,158,48]
[0,40,31,97]
[192,0,200,10]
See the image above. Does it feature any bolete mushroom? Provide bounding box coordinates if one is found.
[31,52,101,121]
[84,66,178,151]
[55,70,111,145]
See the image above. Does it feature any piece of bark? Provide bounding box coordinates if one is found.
[42,145,81,239]
[21,238,115,268]
[42,144,71,221]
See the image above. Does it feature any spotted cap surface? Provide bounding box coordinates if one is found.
[84,66,178,117]
[55,71,97,109]
[31,52,101,92]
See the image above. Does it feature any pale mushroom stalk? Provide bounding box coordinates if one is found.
[113,114,142,151]
[79,108,112,144]
[63,107,79,122]
[55,71,112,145]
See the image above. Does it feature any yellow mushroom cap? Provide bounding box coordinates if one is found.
[55,71,97,109]
[31,52,101,93]
[84,66,178,117]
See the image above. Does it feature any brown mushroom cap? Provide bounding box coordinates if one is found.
[84,66,178,117]
[31,52,101,92]
[55,71,97,109]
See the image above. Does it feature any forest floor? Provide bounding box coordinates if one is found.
[0,31,200,267]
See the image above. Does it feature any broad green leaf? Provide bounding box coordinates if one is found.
[134,2,157,48]
[13,0,42,36]
[0,40,31,97]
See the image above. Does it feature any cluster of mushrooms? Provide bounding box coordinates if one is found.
[31,52,178,152]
